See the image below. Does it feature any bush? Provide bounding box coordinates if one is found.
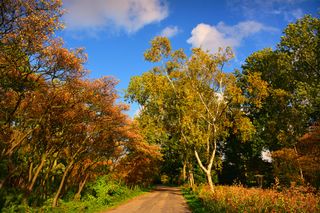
[49,176,145,212]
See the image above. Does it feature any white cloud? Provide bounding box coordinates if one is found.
[187,21,277,53]
[227,0,305,21]
[63,0,168,33]
[160,26,180,38]
[187,23,236,52]
[284,8,304,21]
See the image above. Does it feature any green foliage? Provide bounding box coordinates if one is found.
[219,136,274,187]
[241,15,320,148]
[160,141,183,184]
[127,36,267,191]
[181,186,209,213]
[0,188,26,213]
[1,176,148,213]
[232,15,320,188]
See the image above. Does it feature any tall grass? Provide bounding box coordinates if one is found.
[183,184,320,212]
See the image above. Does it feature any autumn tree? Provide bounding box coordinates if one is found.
[113,121,162,186]
[0,0,86,161]
[272,122,320,187]
[0,1,159,209]
[296,122,320,187]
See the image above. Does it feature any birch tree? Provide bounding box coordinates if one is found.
[127,37,268,191]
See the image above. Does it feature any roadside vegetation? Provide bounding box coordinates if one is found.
[182,184,320,212]
[3,176,150,212]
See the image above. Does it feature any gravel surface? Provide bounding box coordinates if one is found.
[104,186,191,213]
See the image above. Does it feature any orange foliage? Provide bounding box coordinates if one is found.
[272,122,320,187]
[114,122,162,186]
[0,0,162,207]
[195,184,319,212]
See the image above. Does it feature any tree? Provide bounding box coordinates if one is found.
[239,15,320,186]
[114,121,162,186]
[297,122,320,188]
[127,37,193,185]
[0,1,159,209]
[127,37,268,191]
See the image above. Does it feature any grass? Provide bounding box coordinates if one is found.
[48,182,152,213]
[182,184,320,213]
[181,187,210,213]
[97,186,152,213]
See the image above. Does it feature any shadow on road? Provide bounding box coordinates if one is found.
[152,185,183,195]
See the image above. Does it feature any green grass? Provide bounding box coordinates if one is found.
[98,186,152,213]
[1,176,154,213]
[47,183,153,213]
[181,187,209,213]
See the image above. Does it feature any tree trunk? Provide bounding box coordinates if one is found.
[294,146,305,183]
[182,160,187,182]
[74,175,88,201]
[194,148,216,192]
[189,170,194,188]
[28,162,33,182]
[28,153,47,191]
[5,128,34,157]
[206,171,214,192]
[52,160,73,207]
[186,161,194,188]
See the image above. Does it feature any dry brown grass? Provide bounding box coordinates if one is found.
[194,184,320,212]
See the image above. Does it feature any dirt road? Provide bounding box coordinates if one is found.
[105,186,191,213]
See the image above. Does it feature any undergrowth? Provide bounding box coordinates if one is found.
[182,184,320,213]
[1,176,151,213]
[181,187,210,213]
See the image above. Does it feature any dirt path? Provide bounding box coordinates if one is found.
[104,186,191,213]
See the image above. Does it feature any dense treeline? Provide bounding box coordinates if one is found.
[0,0,160,210]
[127,15,319,190]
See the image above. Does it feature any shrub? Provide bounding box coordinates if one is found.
[50,176,144,212]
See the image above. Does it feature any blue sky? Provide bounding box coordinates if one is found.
[59,0,319,117]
